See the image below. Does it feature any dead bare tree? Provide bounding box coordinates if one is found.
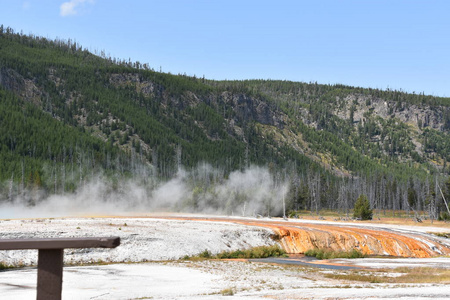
[438,183,450,215]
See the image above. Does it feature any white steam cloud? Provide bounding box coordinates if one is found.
[0,165,289,219]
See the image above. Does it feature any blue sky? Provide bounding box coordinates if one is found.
[1,0,449,96]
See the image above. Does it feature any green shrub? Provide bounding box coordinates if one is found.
[215,245,286,259]
[198,249,212,258]
[429,232,450,238]
[304,248,365,259]
[187,245,287,260]
[438,212,450,221]
[0,262,14,270]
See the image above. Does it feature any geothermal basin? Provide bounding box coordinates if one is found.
[0,214,449,299]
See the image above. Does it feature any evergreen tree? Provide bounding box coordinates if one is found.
[353,194,373,220]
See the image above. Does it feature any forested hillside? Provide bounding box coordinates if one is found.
[1,26,449,219]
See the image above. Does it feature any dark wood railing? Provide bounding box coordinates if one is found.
[0,237,120,300]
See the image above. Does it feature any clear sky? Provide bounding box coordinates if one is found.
[1,0,449,96]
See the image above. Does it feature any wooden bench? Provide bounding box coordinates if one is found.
[0,237,120,300]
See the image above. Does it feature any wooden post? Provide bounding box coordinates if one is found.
[37,249,64,300]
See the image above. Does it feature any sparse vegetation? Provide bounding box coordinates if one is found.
[185,245,287,261]
[429,232,450,238]
[325,267,450,284]
[0,262,13,270]
[305,248,365,259]
[220,288,234,296]
[0,261,27,270]
[216,245,287,259]
[439,212,450,221]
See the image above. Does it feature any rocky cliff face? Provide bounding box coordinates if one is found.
[0,67,42,105]
[108,72,285,129]
[219,92,284,128]
[109,72,155,96]
[336,94,447,131]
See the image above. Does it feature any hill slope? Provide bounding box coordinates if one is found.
[0,27,449,216]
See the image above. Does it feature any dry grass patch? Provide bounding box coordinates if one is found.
[220,288,234,296]
[289,209,450,227]
[389,267,450,283]
[428,232,450,239]
[325,267,450,284]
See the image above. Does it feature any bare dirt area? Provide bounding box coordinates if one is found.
[0,214,449,299]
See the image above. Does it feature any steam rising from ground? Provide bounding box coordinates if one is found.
[0,166,288,219]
